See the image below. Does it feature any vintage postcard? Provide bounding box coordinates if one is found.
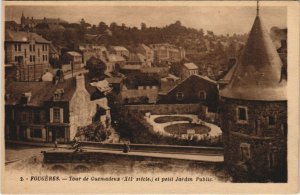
[1,1,299,194]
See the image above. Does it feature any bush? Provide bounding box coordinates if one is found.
[76,121,110,142]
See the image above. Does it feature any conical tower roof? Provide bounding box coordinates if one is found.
[220,14,287,101]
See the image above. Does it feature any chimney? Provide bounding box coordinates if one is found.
[76,74,85,90]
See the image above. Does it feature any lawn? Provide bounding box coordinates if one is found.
[154,116,193,124]
[164,123,210,135]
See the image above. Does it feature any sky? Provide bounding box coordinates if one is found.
[5,5,287,35]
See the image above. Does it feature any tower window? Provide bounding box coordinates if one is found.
[268,146,278,168]
[240,143,251,162]
[268,116,276,127]
[280,123,287,137]
[237,106,248,123]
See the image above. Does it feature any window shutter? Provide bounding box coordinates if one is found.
[50,108,53,123]
[60,108,64,123]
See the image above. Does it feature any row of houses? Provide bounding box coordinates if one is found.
[5,73,111,143]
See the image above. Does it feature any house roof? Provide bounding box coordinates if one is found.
[128,53,145,62]
[160,74,216,95]
[121,65,141,70]
[138,43,151,51]
[141,67,169,74]
[5,79,76,106]
[105,77,123,84]
[79,44,107,51]
[161,74,180,82]
[183,62,198,70]
[220,15,286,101]
[66,51,82,57]
[218,64,237,84]
[5,30,51,43]
[5,74,106,106]
[49,43,60,54]
[124,75,159,89]
[111,46,128,52]
[90,80,112,93]
[107,54,125,62]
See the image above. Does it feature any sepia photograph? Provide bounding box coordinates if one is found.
[1,1,299,194]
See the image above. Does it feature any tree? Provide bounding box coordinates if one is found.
[98,21,108,33]
[86,56,107,80]
[109,22,118,31]
[174,20,182,26]
[80,18,86,26]
[80,18,91,30]
[198,28,204,37]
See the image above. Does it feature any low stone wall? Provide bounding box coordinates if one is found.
[43,150,222,164]
[122,104,201,115]
[80,141,223,155]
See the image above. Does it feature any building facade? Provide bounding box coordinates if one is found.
[5,30,51,81]
[158,74,218,113]
[62,51,83,70]
[181,62,199,79]
[150,43,185,64]
[220,11,287,182]
[78,44,108,65]
[109,46,129,58]
[120,76,160,104]
[136,44,154,67]
[21,12,67,29]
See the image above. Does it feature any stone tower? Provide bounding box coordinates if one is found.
[220,5,287,182]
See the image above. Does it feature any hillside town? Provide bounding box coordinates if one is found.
[5,6,288,183]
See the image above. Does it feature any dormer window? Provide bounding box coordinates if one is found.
[21,92,32,105]
[53,89,64,101]
[237,106,248,124]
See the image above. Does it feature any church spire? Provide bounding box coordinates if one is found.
[256,0,259,16]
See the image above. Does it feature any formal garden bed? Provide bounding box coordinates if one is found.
[164,123,210,135]
[116,111,222,147]
[154,116,193,124]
